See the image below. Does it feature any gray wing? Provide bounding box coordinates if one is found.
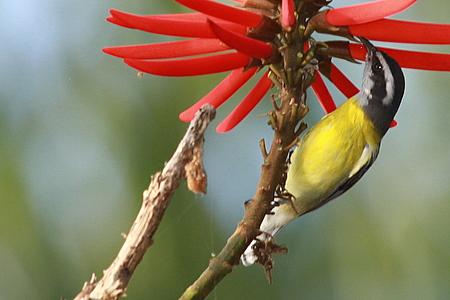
[303,144,379,215]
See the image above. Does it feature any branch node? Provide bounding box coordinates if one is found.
[284,137,299,151]
[270,94,280,111]
[294,122,308,137]
[259,138,268,159]
[244,199,253,208]
[267,111,278,131]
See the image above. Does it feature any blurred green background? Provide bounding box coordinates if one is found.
[0,1,449,299]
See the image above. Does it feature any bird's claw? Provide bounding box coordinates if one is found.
[274,189,299,215]
[252,237,288,283]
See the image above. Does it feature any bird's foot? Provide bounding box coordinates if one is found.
[273,189,299,215]
[252,235,288,283]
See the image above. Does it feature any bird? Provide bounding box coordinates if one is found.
[241,38,405,266]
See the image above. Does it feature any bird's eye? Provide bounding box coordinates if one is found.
[372,62,383,73]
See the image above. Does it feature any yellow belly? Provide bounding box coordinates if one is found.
[285,98,381,214]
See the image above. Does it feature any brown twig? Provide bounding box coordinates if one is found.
[73,105,216,300]
[178,1,321,297]
[179,89,308,300]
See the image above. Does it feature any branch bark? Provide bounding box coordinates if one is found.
[179,89,308,300]
[178,2,316,296]
[74,105,216,300]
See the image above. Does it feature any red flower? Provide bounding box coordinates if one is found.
[104,0,450,133]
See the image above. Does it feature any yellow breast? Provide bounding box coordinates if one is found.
[285,97,381,214]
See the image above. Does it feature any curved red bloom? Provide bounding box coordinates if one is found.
[281,0,296,31]
[179,67,258,122]
[105,3,274,132]
[103,39,229,59]
[217,72,273,133]
[349,19,450,44]
[348,44,450,71]
[124,53,252,77]
[308,0,450,129]
[312,71,336,114]
[175,0,263,27]
[107,9,247,38]
[104,0,450,133]
[326,63,359,98]
[326,0,416,26]
[207,19,273,59]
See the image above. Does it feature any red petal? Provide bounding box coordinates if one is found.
[103,39,229,59]
[311,72,336,113]
[349,44,450,71]
[106,16,131,28]
[207,19,272,59]
[124,52,251,76]
[179,67,258,122]
[175,0,263,27]
[108,9,246,38]
[328,64,359,98]
[281,0,296,30]
[390,120,398,128]
[326,0,416,26]
[349,19,450,44]
[216,73,272,133]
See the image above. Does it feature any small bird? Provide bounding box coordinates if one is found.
[242,38,405,266]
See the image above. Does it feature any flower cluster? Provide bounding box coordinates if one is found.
[104,0,450,133]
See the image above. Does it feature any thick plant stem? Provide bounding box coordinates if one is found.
[179,87,308,300]
[178,1,319,297]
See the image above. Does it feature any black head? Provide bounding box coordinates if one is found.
[359,37,405,136]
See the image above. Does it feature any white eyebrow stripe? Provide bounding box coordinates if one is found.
[376,52,394,106]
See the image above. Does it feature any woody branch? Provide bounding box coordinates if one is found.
[74,105,216,300]
[179,3,319,298]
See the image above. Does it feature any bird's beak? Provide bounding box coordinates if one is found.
[358,37,377,59]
